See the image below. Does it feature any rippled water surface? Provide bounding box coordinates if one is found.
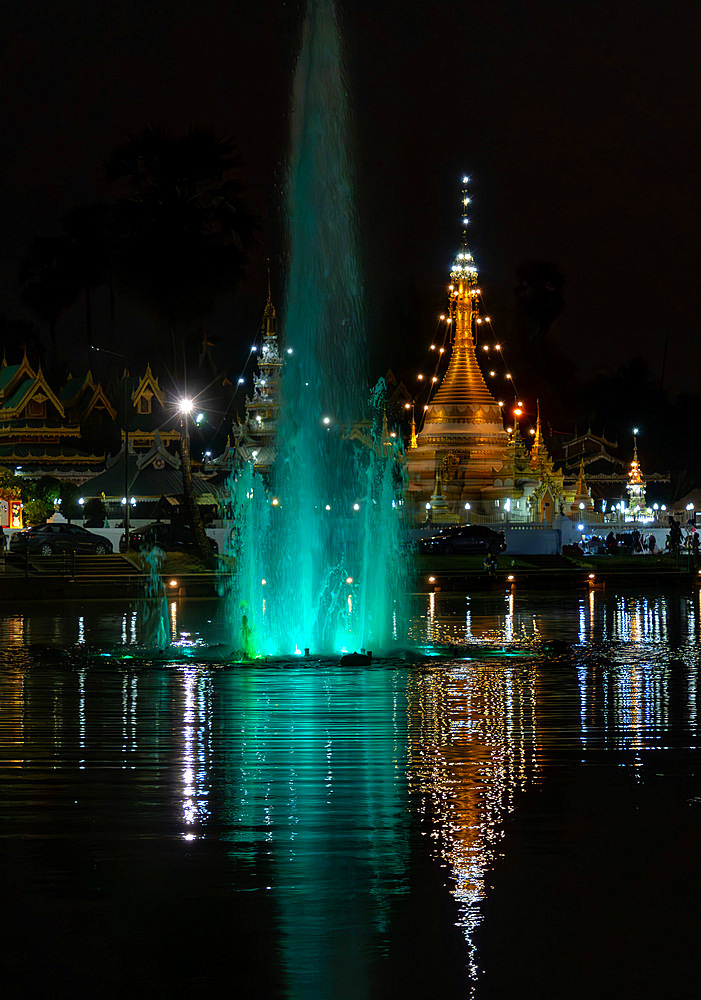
[2,590,701,999]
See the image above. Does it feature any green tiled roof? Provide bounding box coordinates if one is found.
[60,378,86,403]
[0,363,22,393]
[1,378,34,411]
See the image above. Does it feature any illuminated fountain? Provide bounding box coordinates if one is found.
[139,547,170,651]
[223,0,408,657]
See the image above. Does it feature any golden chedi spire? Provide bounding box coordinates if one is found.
[530,401,544,470]
[407,178,509,513]
[430,209,498,409]
[262,263,277,336]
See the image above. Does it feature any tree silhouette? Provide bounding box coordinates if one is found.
[105,127,257,373]
[61,203,111,348]
[19,236,82,359]
[513,261,565,346]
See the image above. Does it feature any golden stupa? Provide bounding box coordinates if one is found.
[406,191,509,514]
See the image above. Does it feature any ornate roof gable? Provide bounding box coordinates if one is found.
[82,382,118,422]
[0,365,66,419]
[130,363,165,409]
[136,429,181,472]
[0,350,36,402]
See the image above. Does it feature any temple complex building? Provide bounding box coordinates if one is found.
[0,351,110,483]
[231,283,284,473]
[402,191,670,525]
[549,427,669,513]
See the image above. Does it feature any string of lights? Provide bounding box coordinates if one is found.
[411,177,532,439]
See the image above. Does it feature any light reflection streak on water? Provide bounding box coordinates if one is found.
[428,591,436,644]
[8,615,23,645]
[408,662,538,995]
[409,593,547,650]
[121,673,138,768]
[78,668,86,768]
[121,611,138,645]
[504,591,513,644]
[180,668,212,836]
[170,601,178,643]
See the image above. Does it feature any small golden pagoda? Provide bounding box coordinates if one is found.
[528,404,566,521]
[625,429,652,521]
[568,456,594,514]
[406,187,509,514]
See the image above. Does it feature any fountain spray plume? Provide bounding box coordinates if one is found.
[140,546,170,651]
[226,0,408,655]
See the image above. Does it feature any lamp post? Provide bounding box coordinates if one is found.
[177,396,210,558]
[91,345,132,551]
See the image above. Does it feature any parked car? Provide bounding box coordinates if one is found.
[119,522,218,555]
[9,522,113,556]
[419,524,507,555]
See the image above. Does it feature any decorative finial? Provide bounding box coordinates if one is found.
[460,174,472,247]
[262,262,276,331]
[450,177,478,284]
[410,401,417,449]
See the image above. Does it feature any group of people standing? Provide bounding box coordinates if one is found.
[603,529,658,555]
[601,518,699,561]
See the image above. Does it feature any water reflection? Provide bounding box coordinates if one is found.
[408,661,539,993]
[180,667,213,834]
[410,588,701,659]
[212,668,409,995]
[0,591,700,998]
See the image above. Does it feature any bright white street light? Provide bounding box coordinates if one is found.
[179,398,194,414]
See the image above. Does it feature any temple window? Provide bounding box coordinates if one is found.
[138,395,151,414]
[26,399,46,419]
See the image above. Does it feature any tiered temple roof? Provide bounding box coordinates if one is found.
[0,351,108,481]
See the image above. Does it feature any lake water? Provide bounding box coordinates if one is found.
[1,589,700,999]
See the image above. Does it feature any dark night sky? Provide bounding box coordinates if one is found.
[0,0,699,420]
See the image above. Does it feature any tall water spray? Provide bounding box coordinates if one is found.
[225,0,408,656]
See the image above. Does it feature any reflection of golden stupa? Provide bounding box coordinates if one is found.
[407,661,540,969]
[406,187,508,514]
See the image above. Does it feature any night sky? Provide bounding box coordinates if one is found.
[0,0,699,426]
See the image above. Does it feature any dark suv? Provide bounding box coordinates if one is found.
[419,524,507,555]
[9,522,113,556]
[119,522,218,554]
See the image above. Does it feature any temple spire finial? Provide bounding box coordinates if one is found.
[262,264,276,336]
[460,174,472,250]
[410,404,417,449]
